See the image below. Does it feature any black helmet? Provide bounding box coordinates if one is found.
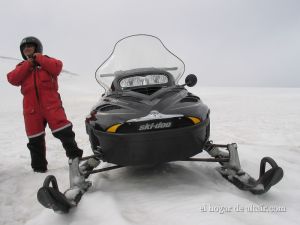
[20,36,43,60]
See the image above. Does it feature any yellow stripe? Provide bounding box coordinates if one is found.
[188,117,201,124]
[106,124,122,133]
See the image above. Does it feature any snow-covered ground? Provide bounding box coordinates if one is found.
[1,61,300,225]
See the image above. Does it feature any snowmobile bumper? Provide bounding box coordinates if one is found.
[91,118,210,166]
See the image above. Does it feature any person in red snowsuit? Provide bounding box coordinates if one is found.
[7,36,83,172]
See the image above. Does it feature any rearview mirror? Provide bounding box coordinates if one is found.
[185,74,197,87]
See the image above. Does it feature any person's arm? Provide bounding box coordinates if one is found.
[7,61,32,86]
[34,54,63,76]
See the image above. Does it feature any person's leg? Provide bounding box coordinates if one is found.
[45,105,83,159]
[24,107,48,172]
[52,124,83,159]
[27,133,48,172]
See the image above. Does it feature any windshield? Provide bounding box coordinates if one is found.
[95,34,185,92]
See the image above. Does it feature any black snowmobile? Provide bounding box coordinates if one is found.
[37,34,284,214]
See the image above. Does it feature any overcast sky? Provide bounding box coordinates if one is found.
[1,0,299,87]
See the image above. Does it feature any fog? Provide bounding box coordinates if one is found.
[1,0,299,87]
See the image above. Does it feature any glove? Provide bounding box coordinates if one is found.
[33,53,42,59]
[27,53,41,67]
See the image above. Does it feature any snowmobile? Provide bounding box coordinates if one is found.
[37,34,284,214]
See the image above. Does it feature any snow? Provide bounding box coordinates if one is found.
[1,61,300,225]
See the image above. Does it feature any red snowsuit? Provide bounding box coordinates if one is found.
[7,55,71,138]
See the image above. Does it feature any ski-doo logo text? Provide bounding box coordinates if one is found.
[138,122,172,131]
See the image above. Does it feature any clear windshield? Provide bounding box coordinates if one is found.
[95,34,185,92]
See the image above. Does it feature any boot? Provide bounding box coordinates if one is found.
[52,125,83,159]
[27,134,48,172]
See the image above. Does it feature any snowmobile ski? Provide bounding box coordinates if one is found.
[37,175,74,213]
[205,143,284,194]
[37,157,94,213]
[36,144,284,213]
[36,154,123,214]
[217,157,283,194]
